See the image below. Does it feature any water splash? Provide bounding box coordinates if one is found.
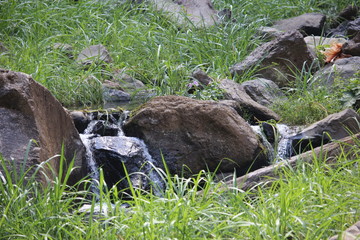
[79,111,163,197]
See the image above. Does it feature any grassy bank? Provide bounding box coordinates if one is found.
[0,0,356,121]
[1,0,360,239]
[0,138,360,239]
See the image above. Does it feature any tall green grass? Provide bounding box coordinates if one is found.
[1,137,360,239]
[0,0,355,107]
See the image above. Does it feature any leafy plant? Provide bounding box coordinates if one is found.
[340,77,360,111]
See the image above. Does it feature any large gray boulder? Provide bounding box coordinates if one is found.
[123,95,268,176]
[272,13,326,36]
[231,30,314,87]
[289,109,360,156]
[151,0,219,27]
[313,56,360,86]
[219,79,280,123]
[0,69,86,185]
[240,78,286,106]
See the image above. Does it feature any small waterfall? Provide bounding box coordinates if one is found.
[251,124,303,162]
[251,125,275,161]
[276,124,303,160]
[79,111,163,197]
[81,120,101,196]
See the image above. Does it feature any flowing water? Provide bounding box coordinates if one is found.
[79,111,163,198]
[251,124,303,162]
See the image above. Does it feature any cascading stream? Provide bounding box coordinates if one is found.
[79,111,163,199]
[251,124,303,163]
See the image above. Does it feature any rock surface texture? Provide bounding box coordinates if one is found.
[151,0,219,27]
[329,220,360,240]
[289,109,360,156]
[76,44,112,65]
[123,95,268,176]
[219,79,280,123]
[91,136,154,190]
[0,69,86,185]
[272,13,326,36]
[230,30,314,87]
[240,78,286,106]
[314,56,360,86]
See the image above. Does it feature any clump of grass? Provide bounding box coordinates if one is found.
[1,137,360,239]
[0,0,355,108]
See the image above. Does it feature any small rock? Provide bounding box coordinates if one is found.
[76,44,112,65]
[347,17,360,37]
[240,78,286,106]
[151,0,219,27]
[191,69,213,86]
[272,13,326,36]
[0,42,8,53]
[90,121,120,136]
[329,221,360,240]
[327,21,349,37]
[256,26,283,40]
[342,40,360,56]
[338,5,359,21]
[102,86,131,103]
[53,43,74,59]
[219,79,280,123]
[70,111,90,134]
[112,69,145,92]
[230,30,314,87]
[91,136,156,190]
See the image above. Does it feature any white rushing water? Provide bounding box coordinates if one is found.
[251,124,303,162]
[79,111,164,197]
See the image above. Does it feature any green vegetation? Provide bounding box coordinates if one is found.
[1,1,360,238]
[0,0,357,118]
[1,138,360,239]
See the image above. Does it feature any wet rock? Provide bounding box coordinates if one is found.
[261,122,278,144]
[304,36,347,58]
[90,121,120,136]
[289,109,360,156]
[151,0,219,28]
[0,69,86,185]
[91,136,153,190]
[240,78,286,106]
[219,79,280,123]
[76,44,112,65]
[70,111,90,134]
[230,30,314,87]
[313,56,360,86]
[272,13,326,36]
[53,43,73,59]
[123,95,268,176]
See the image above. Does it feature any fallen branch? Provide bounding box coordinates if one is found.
[224,133,360,192]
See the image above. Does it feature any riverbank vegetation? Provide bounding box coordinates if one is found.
[0,0,360,239]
